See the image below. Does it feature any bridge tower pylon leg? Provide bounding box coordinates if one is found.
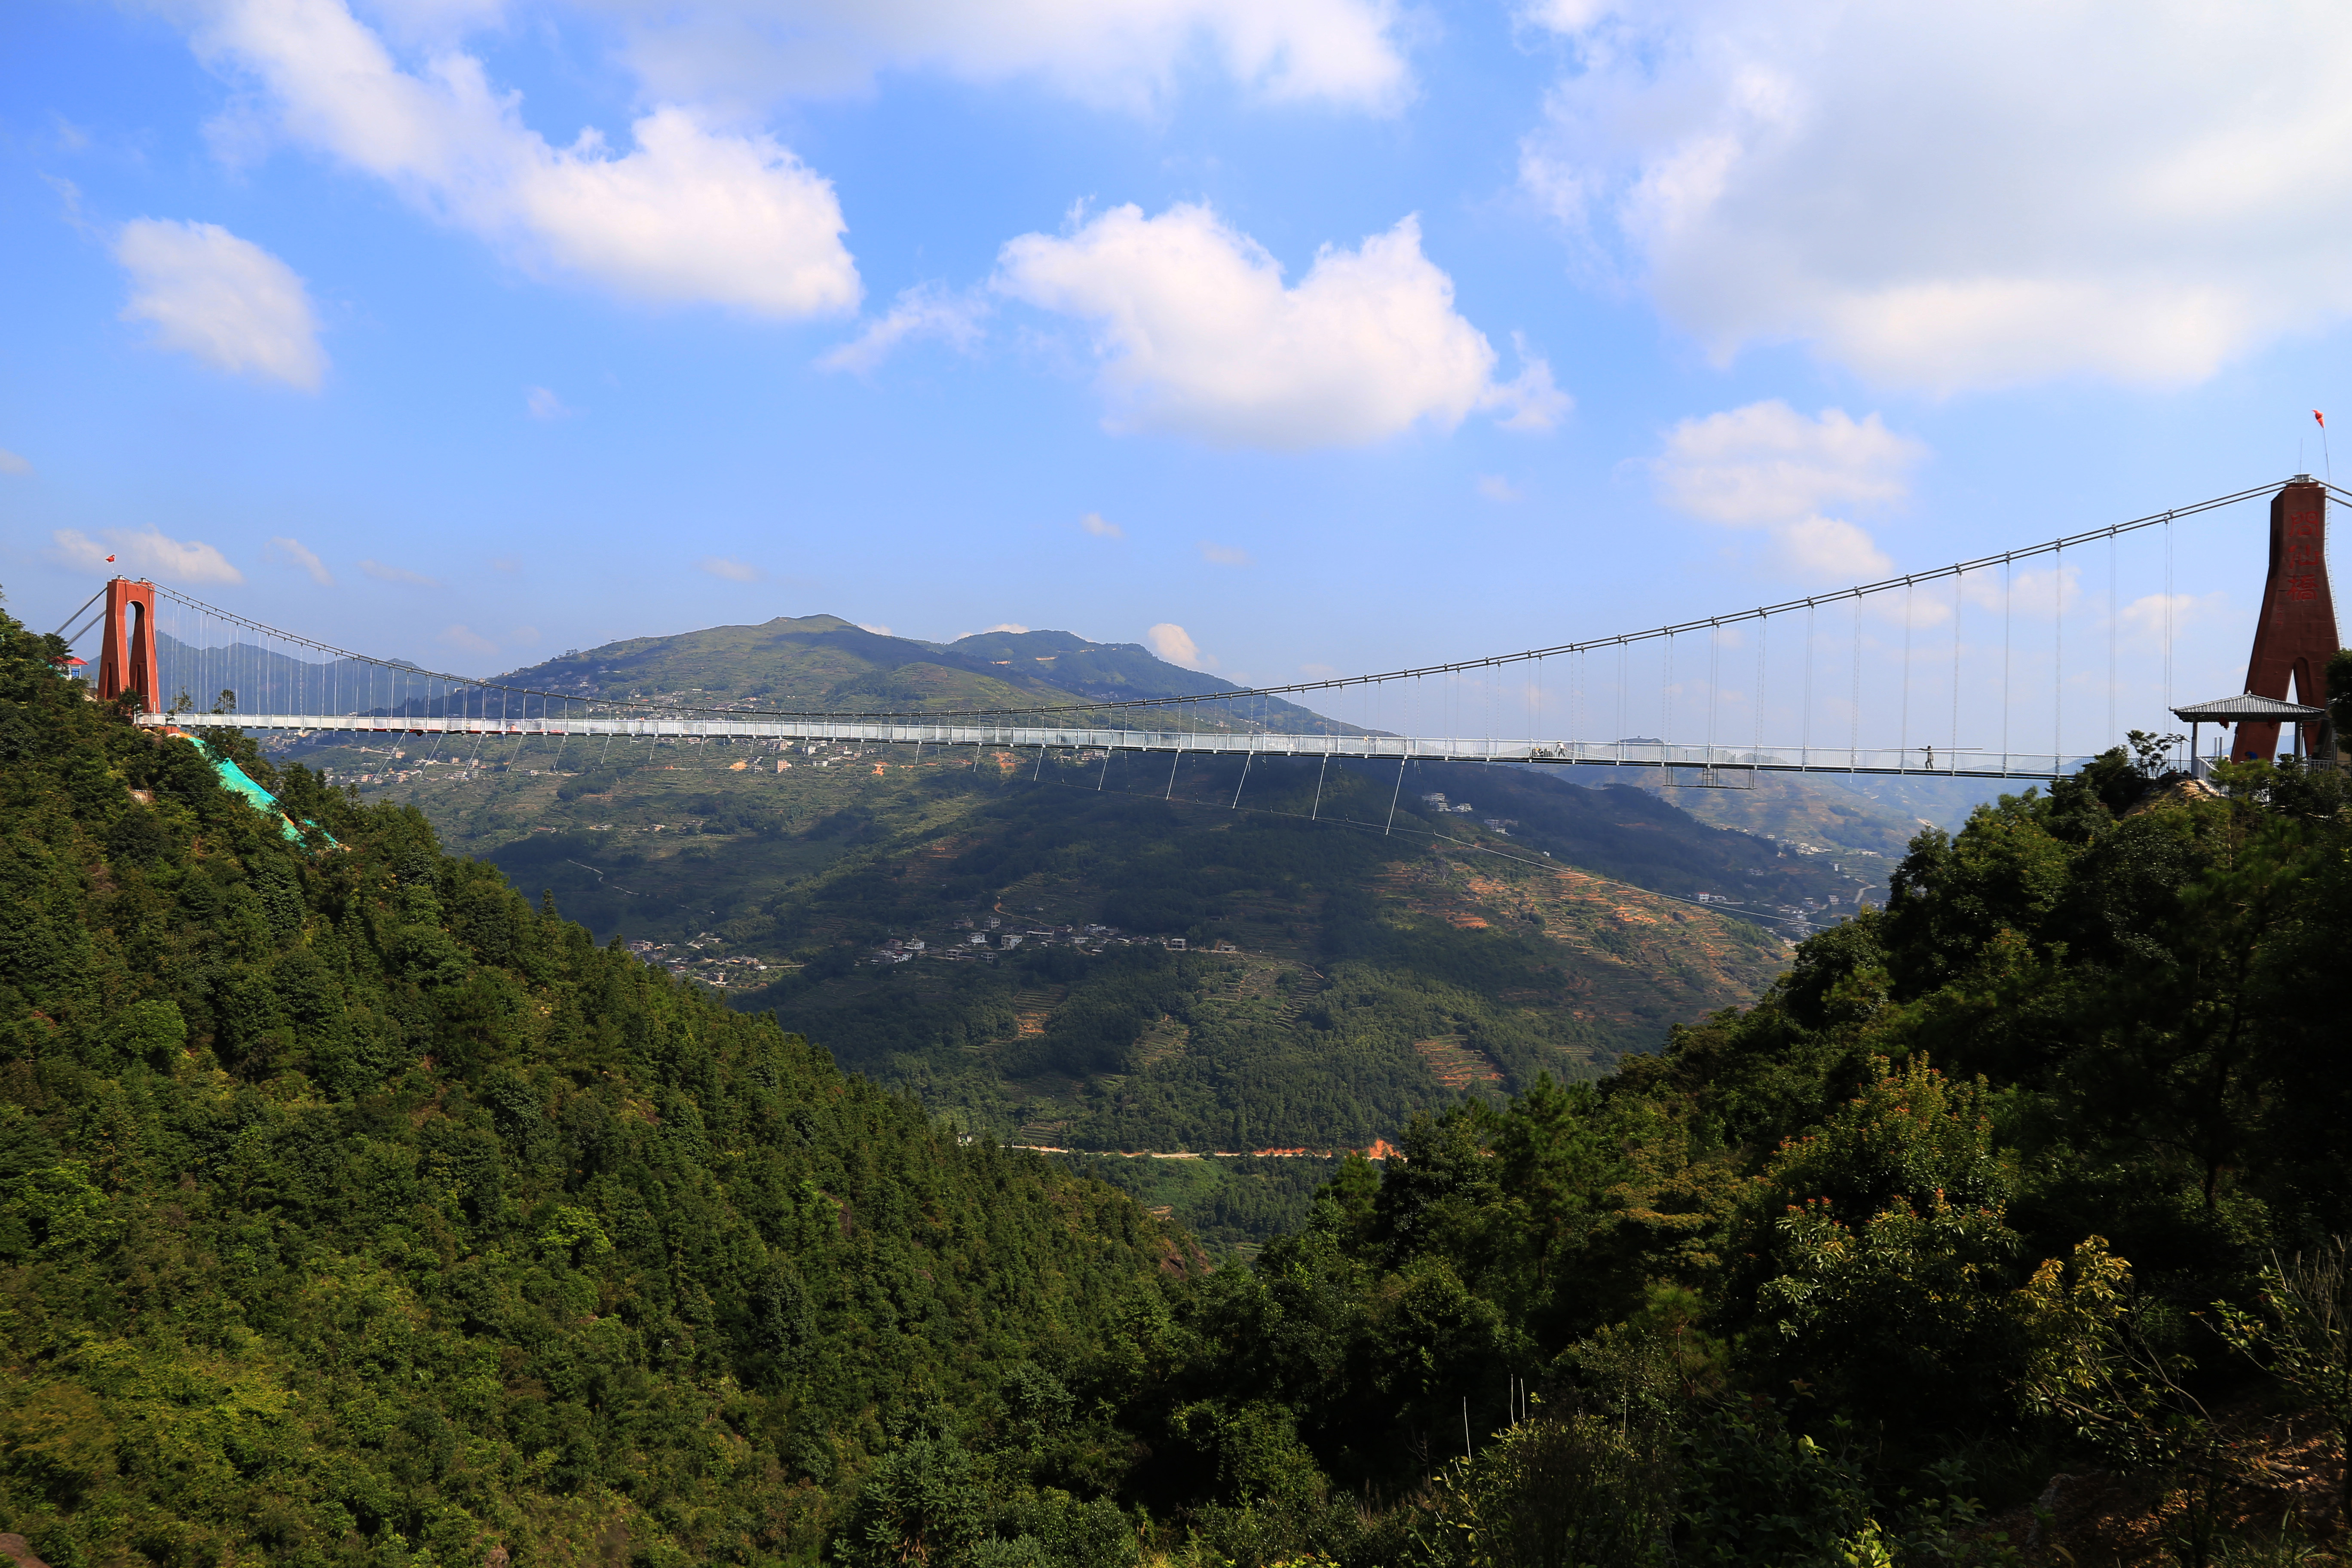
[2234,478,2339,761]
[95,577,160,714]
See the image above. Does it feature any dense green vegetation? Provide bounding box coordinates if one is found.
[291,612,1871,1200]
[1047,1155,1342,1256]
[0,602,1185,1568]
[723,767,1792,1155]
[1084,746,2352,1564]
[17,579,2352,1567]
[327,736,1819,1167]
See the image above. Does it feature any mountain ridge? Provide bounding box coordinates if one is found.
[494,616,1347,732]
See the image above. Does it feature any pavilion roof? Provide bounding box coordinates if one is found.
[2170,692,2327,723]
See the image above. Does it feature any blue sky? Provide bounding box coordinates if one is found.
[6,0,2351,751]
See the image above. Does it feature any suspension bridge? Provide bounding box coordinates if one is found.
[46,476,2345,786]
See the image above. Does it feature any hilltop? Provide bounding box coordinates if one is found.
[496,616,1343,732]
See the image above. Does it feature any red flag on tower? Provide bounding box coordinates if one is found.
[2316,410,2327,429]
[104,554,115,563]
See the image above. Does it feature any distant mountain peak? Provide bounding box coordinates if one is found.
[492,612,1349,734]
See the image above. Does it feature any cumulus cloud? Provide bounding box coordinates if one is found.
[115,219,325,389]
[193,0,859,317]
[1960,563,2080,620]
[856,622,893,636]
[49,526,246,585]
[995,203,1564,448]
[1654,401,1923,580]
[1520,1,2352,391]
[1656,401,1924,524]
[1776,517,1891,581]
[267,536,336,585]
[1145,622,1213,670]
[1079,512,1124,539]
[952,622,1032,640]
[2119,590,2226,637]
[361,559,442,587]
[1197,541,1253,566]
[0,449,31,476]
[526,386,574,419]
[699,556,762,581]
[599,0,1411,114]
[818,283,988,373]
[1484,334,1571,431]
[439,623,499,656]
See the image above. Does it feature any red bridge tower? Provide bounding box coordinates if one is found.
[95,577,160,715]
[2232,476,2339,761]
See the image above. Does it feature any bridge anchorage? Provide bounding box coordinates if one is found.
[48,477,2341,787]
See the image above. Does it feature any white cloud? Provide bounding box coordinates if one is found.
[115,219,325,390]
[596,0,1411,114]
[526,386,574,419]
[267,536,336,585]
[856,622,893,636]
[1145,622,1214,670]
[995,203,1561,448]
[953,622,1032,640]
[1777,518,1892,581]
[0,449,30,475]
[440,623,499,656]
[1960,563,2080,620]
[1654,401,1923,582]
[1475,473,1520,502]
[361,558,442,586]
[46,533,113,574]
[49,526,246,585]
[1197,541,1253,566]
[1079,512,1124,539]
[699,556,762,581]
[2119,590,2226,637]
[1483,333,1571,432]
[1520,2,2352,391]
[193,0,859,317]
[1655,401,1925,525]
[818,283,988,373]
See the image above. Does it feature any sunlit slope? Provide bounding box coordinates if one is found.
[722,765,1792,1152]
[1627,769,2009,855]
[331,746,1832,1152]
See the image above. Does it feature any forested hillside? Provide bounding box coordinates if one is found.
[275,616,1884,1218]
[1090,743,2352,1565]
[0,603,1184,1568]
[15,582,2352,1568]
[313,739,1822,1200]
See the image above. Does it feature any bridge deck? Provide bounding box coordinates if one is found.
[141,711,2078,781]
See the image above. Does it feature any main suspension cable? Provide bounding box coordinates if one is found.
[122,479,2283,728]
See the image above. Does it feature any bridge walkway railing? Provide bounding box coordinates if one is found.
[143,711,2075,781]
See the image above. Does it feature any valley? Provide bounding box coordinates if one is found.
[263,616,1936,1244]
